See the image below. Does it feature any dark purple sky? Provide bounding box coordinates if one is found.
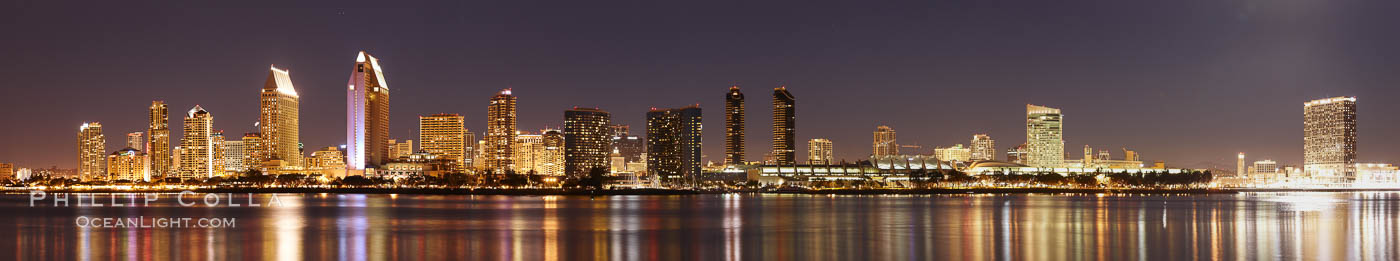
[3,1,1397,169]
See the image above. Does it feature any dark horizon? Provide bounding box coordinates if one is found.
[3,1,1398,169]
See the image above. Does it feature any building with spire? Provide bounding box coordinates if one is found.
[148,101,171,178]
[725,85,745,165]
[1025,104,1064,168]
[771,86,795,165]
[261,65,302,170]
[178,106,214,179]
[346,51,391,174]
[486,89,517,173]
[77,122,105,181]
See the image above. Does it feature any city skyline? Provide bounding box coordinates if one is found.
[4,2,1400,170]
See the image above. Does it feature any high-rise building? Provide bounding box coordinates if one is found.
[127,132,144,151]
[514,132,543,174]
[107,148,149,181]
[807,138,833,165]
[934,144,972,163]
[0,163,13,181]
[223,140,246,173]
[565,108,611,177]
[486,89,517,173]
[77,122,105,181]
[463,132,476,169]
[970,134,996,161]
[771,86,795,165]
[1237,153,1246,177]
[873,126,898,156]
[178,106,214,180]
[261,65,302,169]
[1025,104,1064,168]
[1253,160,1279,175]
[1303,97,1357,181]
[148,101,171,178]
[609,124,644,163]
[347,51,391,173]
[211,130,226,176]
[540,130,565,175]
[420,114,467,172]
[241,133,263,173]
[1006,144,1028,165]
[387,139,414,160]
[647,106,702,184]
[725,85,745,165]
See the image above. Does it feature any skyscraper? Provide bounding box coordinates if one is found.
[347,51,391,173]
[242,133,263,173]
[771,86,795,165]
[1236,153,1246,177]
[486,89,517,173]
[148,101,171,178]
[565,108,611,177]
[178,106,214,179]
[970,134,996,161]
[873,126,897,156]
[77,122,105,181]
[387,139,414,160]
[212,130,225,176]
[808,138,833,165]
[126,132,144,151]
[261,65,302,169]
[647,106,702,184]
[420,114,467,172]
[540,129,565,175]
[725,85,745,165]
[1025,104,1064,168]
[514,132,543,174]
[609,124,644,163]
[223,140,246,173]
[1303,96,1357,181]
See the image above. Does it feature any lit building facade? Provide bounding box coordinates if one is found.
[1237,153,1246,177]
[540,130,565,175]
[127,132,144,151]
[77,122,105,181]
[771,86,796,165]
[647,106,702,184]
[513,132,543,174]
[565,108,611,177]
[486,89,517,173]
[241,133,263,173]
[725,85,745,165]
[178,106,214,180]
[420,114,467,173]
[308,147,347,178]
[609,124,644,163]
[223,140,246,173]
[346,51,391,173]
[261,65,302,169]
[807,138,833,165]
[935,144,972,163]
[1025,104,1064,168]
[107,148,149,181]
[388,139,414,160]
[873,126,897,156]
[148,101,171,178]
[1303,96,1357,182]
[970,134,996,161]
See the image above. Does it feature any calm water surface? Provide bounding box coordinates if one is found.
[1,192,1397,260]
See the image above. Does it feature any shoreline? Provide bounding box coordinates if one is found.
[10,187,1400,195]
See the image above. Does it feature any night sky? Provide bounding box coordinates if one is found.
[3,1,1397,170]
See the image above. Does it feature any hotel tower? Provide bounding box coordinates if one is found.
[148,101,171,178]
[771,86,795,165]
[564,107,611,177]
[178,106,215,179]
[77,122,105,181]
[261,65,302,169]
[1025,104,1064,168]
[1303,97,1357,182]
[486,89,518,173]
[725,85,745,165]
[346,51,391,173]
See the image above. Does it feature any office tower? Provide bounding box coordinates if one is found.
[473,140,487,170]
[486,89,517,173]
[463,132,476,169]
[771,86,795,165]
[420,114,467,172]
[212,130,225,176]
[127,132,144,151]
[387,140,414,160]
[171,146,182,174]
[241,133,263,172]
[77,122,105,181]
[873,126,897,156]
[935,144,972,162]
[223,140,246,173]
[1253,160,1279,175]
[647,106,702,184]
[1025,104,1064,168]
[540,130,565,175]
[347,51,391,172]
[1237,153,1246,177]
[261,65,302,168]
[610,125,629,138]
[565,108,611,177]
[178,106,214,179]
[807,138,833,165]
[970,134,995,161]
[1006,144,1028,164]
[609,124,644,163]
[725,85,745,165]
[514,132,543,174]
[1122,148,1139,162]
[1303,97,1358,181]
[148,101,171,178]
[107,148,149,181]
[610,149,626,172]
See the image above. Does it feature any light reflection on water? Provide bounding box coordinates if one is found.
[0,192,1398,260]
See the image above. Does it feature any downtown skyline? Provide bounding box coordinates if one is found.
[4,2,1400,170]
